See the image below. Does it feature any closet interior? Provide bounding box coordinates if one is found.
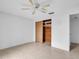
[36,19,51,45]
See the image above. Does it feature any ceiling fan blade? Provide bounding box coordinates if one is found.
[40,10,47,13]
[32,9,36,15]
[34,0,39,4]
[39,8,47,13]
[29,0,33,5]
[43,4,50,8]
[41,8,48,11]
[22,8,30,10]
[22,4,32,7]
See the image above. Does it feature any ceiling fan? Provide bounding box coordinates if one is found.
[22,0,54,15]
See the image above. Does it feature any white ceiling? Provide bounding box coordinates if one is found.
[0,0,54,21]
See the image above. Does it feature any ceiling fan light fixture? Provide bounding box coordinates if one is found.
[35,3,40,9]
[22,0,54,15]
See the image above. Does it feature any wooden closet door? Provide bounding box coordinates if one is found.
[36,21,43,43]
[45,27,51,43]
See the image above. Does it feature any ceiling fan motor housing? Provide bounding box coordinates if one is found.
[35,3,40,9]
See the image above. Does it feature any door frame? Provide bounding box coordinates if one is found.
[35,19,52,46]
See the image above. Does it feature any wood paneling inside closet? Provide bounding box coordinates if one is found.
[43,19,51,44]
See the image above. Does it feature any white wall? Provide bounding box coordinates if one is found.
[51,0,79,51]
[0,12,34,49]
[1,0,79,51]
[70,14,79,44]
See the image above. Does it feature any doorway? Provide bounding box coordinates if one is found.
[70,14,79,50]
[36,19,51,45]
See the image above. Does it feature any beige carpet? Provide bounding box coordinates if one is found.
[0,43,79,59]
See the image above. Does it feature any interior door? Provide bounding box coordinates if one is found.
[36,21,43,43]
[45,27,51,43]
